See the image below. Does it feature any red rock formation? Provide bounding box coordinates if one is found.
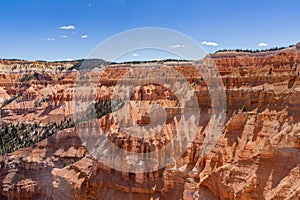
[0,46,300,199]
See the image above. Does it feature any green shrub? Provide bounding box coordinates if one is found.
[2,94,20,107]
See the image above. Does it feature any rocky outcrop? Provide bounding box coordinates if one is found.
[0,46,300,199]
[0,129,86,200]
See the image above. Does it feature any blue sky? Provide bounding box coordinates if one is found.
[0,0,299,61]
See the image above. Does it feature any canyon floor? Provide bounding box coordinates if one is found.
[0,45,300,200]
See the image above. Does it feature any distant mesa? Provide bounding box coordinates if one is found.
[215,42,300,54]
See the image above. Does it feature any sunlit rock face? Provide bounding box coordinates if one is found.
[0,46,300,199]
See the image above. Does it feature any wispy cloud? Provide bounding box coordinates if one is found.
[55,58,73,61]
[258,42,268,47]
[60,25,75,30]
[132,53,139,57]
[81,34,88,39]
[201,41,218,47]
[170,44,186,49]
[61,35,67,38]
[47,38,55,41]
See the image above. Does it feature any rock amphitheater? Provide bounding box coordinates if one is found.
[0,45,300,199]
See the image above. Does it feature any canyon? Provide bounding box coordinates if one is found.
[0,45,300,200]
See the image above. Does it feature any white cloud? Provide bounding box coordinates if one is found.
[170,44,186,49]
[258,42,268,47]
[47,38,55,41]
[132,53,139,57]
[55,58,73,61]
[60,25,75,30]
[81,34,88,39]
[201,41,218,47]
[61,35,67,38]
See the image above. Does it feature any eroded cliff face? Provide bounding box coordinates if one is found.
[0,47,300,200]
